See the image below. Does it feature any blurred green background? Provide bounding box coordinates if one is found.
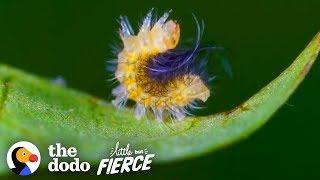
[0,0,319,179]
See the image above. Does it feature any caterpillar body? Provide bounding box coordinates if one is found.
[111,9,214,122]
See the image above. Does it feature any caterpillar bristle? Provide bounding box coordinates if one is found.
[109,9,218,122]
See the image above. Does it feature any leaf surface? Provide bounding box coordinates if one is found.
[0,33,319,174]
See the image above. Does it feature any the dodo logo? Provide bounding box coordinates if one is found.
[7,141,41,176]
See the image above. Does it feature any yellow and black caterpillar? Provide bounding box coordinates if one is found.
[110,9,217,122]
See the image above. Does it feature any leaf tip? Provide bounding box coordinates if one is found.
[315,31,320,44]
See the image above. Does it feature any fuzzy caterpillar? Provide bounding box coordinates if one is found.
[111,9,214,122]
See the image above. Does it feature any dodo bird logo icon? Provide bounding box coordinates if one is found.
[7,141,41,176]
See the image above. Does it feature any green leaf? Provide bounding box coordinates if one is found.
[0,33,319,174]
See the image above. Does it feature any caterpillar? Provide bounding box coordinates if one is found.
[110,9,216,122]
